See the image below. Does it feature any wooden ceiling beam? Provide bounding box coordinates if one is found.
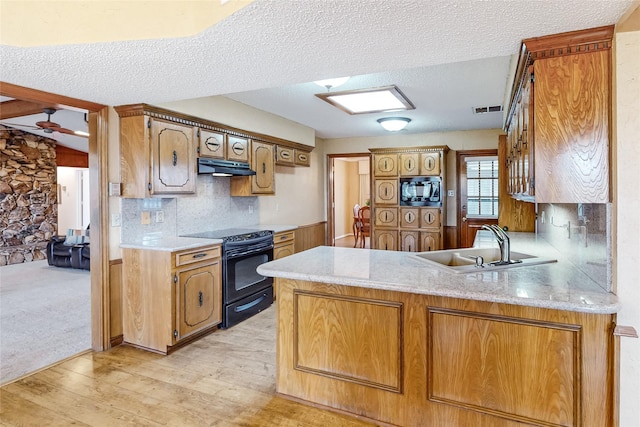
[0,99,49,120]
[0,81,106,113]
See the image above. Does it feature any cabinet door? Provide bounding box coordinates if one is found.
[420,152,441,176]
[227,135,250,162]
[199,129,226,159]
[176,261,222,340]
[373,229,397,251]
[295,149,311,167]
[251,141,275,194]
[375,207,398,227]
[276,146,295,166]
[533,51,609,203]
[400,231,419,252]
[149,118,196,195]
[420,231,440,252]
[374,179,398,205]
[373,154,398,176]
[420,208,441,230]
[400,153,420,176]
[400,207,420,228]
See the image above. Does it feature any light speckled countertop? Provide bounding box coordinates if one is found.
[257,232,619,314]
[120,236,223,251]
[120,224,298,251]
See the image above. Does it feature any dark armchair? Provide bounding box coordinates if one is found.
[46,226,90,270]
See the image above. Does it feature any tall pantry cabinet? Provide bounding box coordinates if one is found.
[369,146,449,252]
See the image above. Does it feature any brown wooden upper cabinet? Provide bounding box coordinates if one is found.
[231,140,275,196]
[505,26,612,203]
[115,104,197,198]
[198,129,226,160]
[373,153,398,176]
[227,135,250,163]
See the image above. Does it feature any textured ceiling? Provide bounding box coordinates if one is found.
[0,0,634,143]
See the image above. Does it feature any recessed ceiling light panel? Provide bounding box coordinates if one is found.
[315,85,415,115]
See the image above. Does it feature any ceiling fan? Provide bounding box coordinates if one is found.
[2,108,89,138]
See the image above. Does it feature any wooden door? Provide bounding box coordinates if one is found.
[150,118,196,195]
[399,153,419,176]
[251,141,275,194]
[199,129,226,159]
[373,229,397,251]
[420,152,441,176]
[400,231,419,252]
[457,150,498,248]
[373,179,398,205]
[373,154,398,176]
[227,135,250,162]
[375,207,398,227]
[176,261,221,340]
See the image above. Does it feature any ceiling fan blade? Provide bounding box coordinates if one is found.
[55,126,88,138]
[36,120,62,129]
[1,121,41,130]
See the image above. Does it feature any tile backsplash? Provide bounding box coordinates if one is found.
[537,203,611,291]
[120,176,259,243]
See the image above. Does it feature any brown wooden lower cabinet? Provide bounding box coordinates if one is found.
[121,244,222,354]
[276,278,614,427]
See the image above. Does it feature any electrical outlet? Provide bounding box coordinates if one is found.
[447,190,455,197]
[111,213,121,227]
[248,205,254,214]
[141,211,151,225]
[155,210,164,223]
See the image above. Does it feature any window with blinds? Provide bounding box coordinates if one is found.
[466,157,498,218]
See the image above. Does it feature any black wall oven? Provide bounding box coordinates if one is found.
[181,229,274,328]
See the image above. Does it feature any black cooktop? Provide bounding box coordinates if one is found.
[181,228,273,242]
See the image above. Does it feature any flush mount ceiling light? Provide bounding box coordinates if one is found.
[315,85,415,115]
[313,76,350,91]
[377,117,411,132]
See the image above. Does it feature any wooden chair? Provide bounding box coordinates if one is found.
[352,204,361,247]
[356,206,370,248]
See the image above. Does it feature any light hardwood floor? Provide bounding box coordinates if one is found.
[0,306,376,426]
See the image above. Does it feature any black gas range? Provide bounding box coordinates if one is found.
[181,228,274,328]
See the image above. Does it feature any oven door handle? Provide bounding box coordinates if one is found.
[234,293,268,312]
[226,245,273,259]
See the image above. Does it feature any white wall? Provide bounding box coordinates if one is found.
[322,128,502,226]
[57,166,89,233]
[160,96,316,148]
[613,4,640,424]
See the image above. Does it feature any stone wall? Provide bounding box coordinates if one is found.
[0,125,57,265]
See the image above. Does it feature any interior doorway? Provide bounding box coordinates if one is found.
[456,149,499,248]
[0,83,110,356]
[327,153,371,248]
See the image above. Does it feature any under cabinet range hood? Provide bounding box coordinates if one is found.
[197,158,256,177]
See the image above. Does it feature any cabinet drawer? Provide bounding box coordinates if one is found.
[274,231,295,244]
[175,245,221,267]
[274,242,295,259]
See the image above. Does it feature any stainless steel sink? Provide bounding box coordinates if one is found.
[412,247,556,273]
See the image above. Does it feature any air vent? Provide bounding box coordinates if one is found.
[472,105,503,114]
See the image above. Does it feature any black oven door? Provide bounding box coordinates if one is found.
[224,242,274,304]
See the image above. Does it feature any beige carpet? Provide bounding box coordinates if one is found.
[0,260,91,385]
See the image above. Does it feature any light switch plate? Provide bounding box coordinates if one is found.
[108,182,121,196]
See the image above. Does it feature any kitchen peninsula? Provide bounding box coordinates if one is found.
[257,233,618,427]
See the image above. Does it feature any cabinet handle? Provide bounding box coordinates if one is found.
[198,291,203,307]
[173,274,177,283]
[262,162,266,174]
[192,253,207,259]
[172,150,177,166]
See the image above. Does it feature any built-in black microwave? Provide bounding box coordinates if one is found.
[400,177,442,207]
